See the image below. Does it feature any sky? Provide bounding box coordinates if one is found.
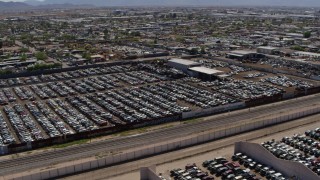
[1,0,320,7]
[1,0,27,1]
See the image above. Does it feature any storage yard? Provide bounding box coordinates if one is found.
[63,114,320,180]
[165,124,320,180]
[0,59,318,153]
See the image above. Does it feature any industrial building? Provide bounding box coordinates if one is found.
[293,51,320,59]
[226,50,265,61]
[257,46,280,55]
[167,58,201,73]
[188,66,224,81]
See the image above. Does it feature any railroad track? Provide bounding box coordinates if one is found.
[0,94,319,175]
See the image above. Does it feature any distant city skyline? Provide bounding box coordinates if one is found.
[0,0,320,7]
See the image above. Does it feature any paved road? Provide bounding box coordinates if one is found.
[0,93,319,175]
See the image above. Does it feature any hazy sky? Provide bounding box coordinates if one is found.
[1,0,320,7]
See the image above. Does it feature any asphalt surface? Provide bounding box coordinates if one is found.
[0,93,319,176]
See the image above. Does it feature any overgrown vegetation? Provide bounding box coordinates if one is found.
[27,63,62,71]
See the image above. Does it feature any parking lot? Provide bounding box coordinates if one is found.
[263,127,320,176]
[0,61,318,146]
[159,121,320,180]
[102,115,320,180]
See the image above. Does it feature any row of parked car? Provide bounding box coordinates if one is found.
[262,128,320,175]
[305,128,320,141]
[243,73,267,79]
[208,79,284,100]
[0,78,207,144]
[85,84,190,125]
[162,82,238,109]
[0,65,135,88]
[33,102,74,135]
[228,65,251,75]
[260,75,314,90]
[169,163,214,180]
[282,135,320,158]
[166,153,287,180]
[203,156,262,180]
[197,59,251,75]
[130,86,190,115]
[0,89,17,105]
[17,70,163,101]
[13,87,36,101]
[0,91,9,105]
[26,102,71,138]
[110,71,164,86]
[3,105,44,143]
[30,84,58,99]
[47,99,98,133]
[259,58,320,77]
[67,96,113,127]
[47,82,77,97]
[232,153,287,180]
[89,90,162,123]
[0,112,16,145]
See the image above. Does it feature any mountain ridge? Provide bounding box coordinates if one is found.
[0,0,319,10]
[0,1,94,10]
[23,0,320,7]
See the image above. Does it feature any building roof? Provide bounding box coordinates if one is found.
[229,50,256,55]
[189,66,224,75]
[227,53,245,57]
[295,51,320,57]
[257,46,278,50]
[168,58,201,66]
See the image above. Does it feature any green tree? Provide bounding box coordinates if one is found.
[27,63,62,71]
[19,47,29,53]
[103,29,109,40]
[82,52,91,60]
[175,35,185,43]
[190,48,199,55]
[291,45,305,51]
[200,47,206,54]
[61,34,76,41]
[35,52,48,60]
[304,31,311,38]
[20,53,27,61]
[131,31,141,37]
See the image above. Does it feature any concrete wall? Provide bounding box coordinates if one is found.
[9,106,320,180]
[235,142,319,180]
[140,165,161,180]
[311,75,320,81]
[182,102,245,119]
[167,61,189,73]
[0,145,8,155]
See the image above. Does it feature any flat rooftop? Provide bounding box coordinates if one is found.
[258,46,278,50]
[295,51,320,57]
[168,58,201,66]
[189,66,224,75]
[229,50,256,55]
